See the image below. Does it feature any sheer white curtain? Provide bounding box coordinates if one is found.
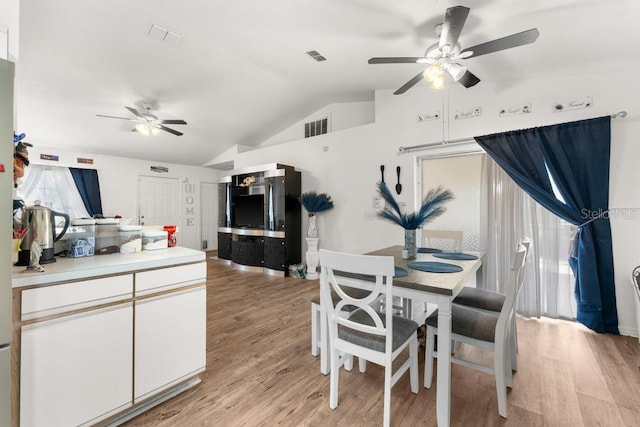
[17,165,91,219]
[480,154,576,320]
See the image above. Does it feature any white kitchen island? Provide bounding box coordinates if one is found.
[11,247,207,427]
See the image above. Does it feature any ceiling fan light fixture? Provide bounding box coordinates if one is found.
[445,63,467,81]
[430,76,445,89]
[416,57,430,64]
[423,64,443,82]
[135,123,159,136]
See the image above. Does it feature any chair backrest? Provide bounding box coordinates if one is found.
[319,249,395,355]
[423,229,463,252]
[495,244,527,344]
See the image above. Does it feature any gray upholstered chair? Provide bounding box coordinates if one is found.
[454,237,530,369]
[311,285,372,374]
[423,243,527,418]
[320,249,419,427]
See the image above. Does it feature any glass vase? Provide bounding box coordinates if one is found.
[307,214,318,238]
[404,228,417,259]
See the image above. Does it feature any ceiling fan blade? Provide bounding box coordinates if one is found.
[439,6,470,51]
[125,106,145,119]
[460,28,539,59]
[157,119,187,125]
[96,114,141,122]
[457,70,481,88]
[393,72,424,95]
[369,57,429,64]
[156,124,183,136]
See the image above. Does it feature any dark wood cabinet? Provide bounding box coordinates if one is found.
[218,164,301,276]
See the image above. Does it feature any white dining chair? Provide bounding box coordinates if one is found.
[454,237,530,369]
[320,249,419,427]
[423,229,463,252]
[311,285,372,374]
[423,243,527,418]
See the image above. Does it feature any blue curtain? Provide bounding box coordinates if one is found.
[69,168,103,218]
[475,116,618,333]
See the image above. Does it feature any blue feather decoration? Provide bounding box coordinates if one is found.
[299,191,334,214]
[376,182,453,229]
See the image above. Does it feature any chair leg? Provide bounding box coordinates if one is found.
[344,354,353,371]
[329,350,340,409]
[510,318,518,371]
[311,302,319,357]
[410,335,419,394]
[358,357,367,373]
[494,343,508,418]
[383,363,392,427]
[423,326,435,389]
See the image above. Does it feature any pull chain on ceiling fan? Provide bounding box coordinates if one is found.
[96,103,188,136]
[368,6,539,94]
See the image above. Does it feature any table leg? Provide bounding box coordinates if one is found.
[436,295,452,427]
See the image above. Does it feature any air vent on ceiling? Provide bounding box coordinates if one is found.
[306,50,327,62]
[147,24,182,46]
[304,117,329,138]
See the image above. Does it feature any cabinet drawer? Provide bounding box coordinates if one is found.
[135,262,206,296]
[21,275,133,320]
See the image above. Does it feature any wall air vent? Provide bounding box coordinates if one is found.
[304,117,329,138]
[306,50,327,62]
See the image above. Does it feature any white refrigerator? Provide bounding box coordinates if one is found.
[1,58,15,427]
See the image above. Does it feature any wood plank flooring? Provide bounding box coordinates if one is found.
[124,257,640,427]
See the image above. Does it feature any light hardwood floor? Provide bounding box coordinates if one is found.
[124,257,640,427]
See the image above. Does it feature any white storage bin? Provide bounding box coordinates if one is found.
[142,230,168,251]
[118,225,142,254]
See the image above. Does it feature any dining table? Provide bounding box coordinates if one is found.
[319,245,483,427]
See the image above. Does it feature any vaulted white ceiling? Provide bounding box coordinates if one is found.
[15,0,640,166]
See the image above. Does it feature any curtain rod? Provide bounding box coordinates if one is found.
[398,111,628,153]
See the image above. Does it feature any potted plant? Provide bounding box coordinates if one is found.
[299,191,334,237]
[298,191,334,280]
[376,182,454,259]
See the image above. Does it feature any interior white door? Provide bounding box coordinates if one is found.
[138,175,180,238]
[201,182,217,251]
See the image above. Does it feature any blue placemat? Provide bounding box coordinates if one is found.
[407,261,463,273]
[432,252,478,261]
[394,267,408,277]
[417,247,443,254]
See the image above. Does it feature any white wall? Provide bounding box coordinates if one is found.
[21,146,220,250]
[258,101,374,148]
[212,70,640,337]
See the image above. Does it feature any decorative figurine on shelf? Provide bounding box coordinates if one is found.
[376,182,454,259]
[299,191,334,280]
[13,132,33,188]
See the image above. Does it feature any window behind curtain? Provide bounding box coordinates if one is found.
[17,165,90,219]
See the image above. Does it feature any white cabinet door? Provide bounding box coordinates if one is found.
[20,304,133,427]
[135,286,206,402]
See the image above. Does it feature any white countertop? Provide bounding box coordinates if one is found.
[12,247,206,288]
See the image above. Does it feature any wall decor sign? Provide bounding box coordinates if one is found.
[184,182,196,227]
[499,103,532,117]
[416,111,440,123]
[40,154,59,161]
[552,96,592,113]
[454,107,481,120]
[77,157,94,164]
[150,165,169,173]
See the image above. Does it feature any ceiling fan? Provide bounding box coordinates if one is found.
[368,6,539,94]
[96,103,187,136]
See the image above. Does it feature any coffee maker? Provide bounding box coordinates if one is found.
[15,201,70,266]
